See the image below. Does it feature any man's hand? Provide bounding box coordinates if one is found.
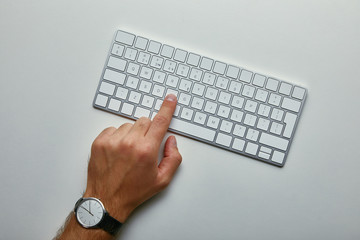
[56,94,182,240]
[84,94,182,223]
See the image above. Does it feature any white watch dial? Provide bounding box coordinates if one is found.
[76,198,105,227]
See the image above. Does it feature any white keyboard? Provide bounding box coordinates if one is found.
[93,30,307,167]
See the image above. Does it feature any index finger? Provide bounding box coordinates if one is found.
[146,94,177,145]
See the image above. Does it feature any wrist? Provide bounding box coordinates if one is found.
[58,214,113,240]
[82,191,133,223]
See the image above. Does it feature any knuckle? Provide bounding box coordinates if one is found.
[137,143,153,159]
[154,114,170,126]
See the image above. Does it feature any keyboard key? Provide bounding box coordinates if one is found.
[255,89,269,102]
[243,113,257,127]
[121,103,134,116]
[244,100,258,113]
[116,30,135,45]
[127,62,140,75]
[272,151,285,164]
[95,94,108,107]
[266,78,279,91]
[134,107,150,119]
[139,80,152,93]
[218,91,231,104]
[161,45,174,58]
[270,122,284,135]
[259,132,289,151]
[148,41,161,54]
[258,104,271,117]
[292,86,306,100]
[246,129,260,142]
[205,87,218,100]
[232,138,245,151]
[178,93,191,106]
[139,66,153,80]
[137,52,151,65]
[99,82,115,95]
[189,68,203,81]
[108,56,127,71]
[257,118,270,131]
[169,118,216,142]
[176,64,190,77]
[230,109,244,123]
[164,60,176,73]
[108,98,121,111]
[239,70,253,83]
[215,76,229,89]
[270,108,284,121]
[242,85,255,98]
[245,142,259,155]
[253,74,266,87]
[204,101,218,114]
[166,89,178,98]
[134,37,148,50]
[207,116,220,129]
[126,76,139,89]
[203,72,216,85]
[281,97,301,112]
[187,53,200,66]
[231,96,245,109]
[283,112,297,138]
[216,133,232,147]
[200,57,213,70]
[124,48,138,61]
[194,112,207,124]
[268,93,281,106]
[229,81,242,94]
[111,44,125,56]
[217,105,231,118]
[233,124,246,137]
[279,82,292,95]
[150,56,164,69]
[166,75,179,88]
[213,61,226,75]
[179,79,192,92]
[220,120,233,133]
[192,83,205,96]
[191,97,204,110]
[141,95,155,108]
[226,66,240,79]
[174,49,187,62]
[104,69,126,85]
[128,91,141,104]
[180,107,194,121]
[153,71,166,83]
[115,87,128,99]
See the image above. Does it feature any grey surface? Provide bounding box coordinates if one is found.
[0,1,359,239]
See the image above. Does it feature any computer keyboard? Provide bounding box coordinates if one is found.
[93,29,307,167]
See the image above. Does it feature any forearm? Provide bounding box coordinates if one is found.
[55,213,113,240]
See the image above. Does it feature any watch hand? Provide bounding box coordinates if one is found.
[81,206,94,216]
[89,201,91,214]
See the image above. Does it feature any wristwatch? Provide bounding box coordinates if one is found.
[74,197,122,236]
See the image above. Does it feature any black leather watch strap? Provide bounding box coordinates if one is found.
[98,212,122,236]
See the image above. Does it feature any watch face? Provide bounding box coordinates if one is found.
[76,198,105,228]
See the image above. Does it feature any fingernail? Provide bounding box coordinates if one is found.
[165,94,177,102]
[170,136,177,147]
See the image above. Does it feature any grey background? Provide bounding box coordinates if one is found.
[0,0,359,239]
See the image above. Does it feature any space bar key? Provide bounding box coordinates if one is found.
[169,118,216,142]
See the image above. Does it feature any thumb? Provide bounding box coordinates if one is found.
[157,136,182,188]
